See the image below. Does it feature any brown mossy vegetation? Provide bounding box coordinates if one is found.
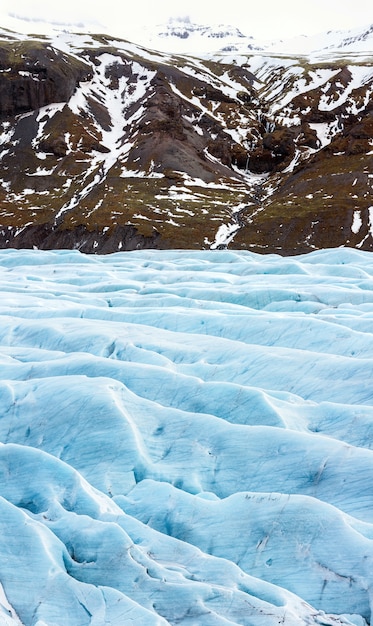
[234,147,373,253]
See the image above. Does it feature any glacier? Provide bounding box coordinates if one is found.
[0,247,372,626]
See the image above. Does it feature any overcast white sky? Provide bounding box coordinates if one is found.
[1,0,372,41]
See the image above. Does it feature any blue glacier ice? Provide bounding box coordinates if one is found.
[0,247,373,625]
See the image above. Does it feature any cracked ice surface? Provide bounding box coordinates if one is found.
[0,247,372,625]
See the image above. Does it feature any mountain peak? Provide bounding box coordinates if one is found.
[135,17,256,54]
[111,18,373,57]
[159,16,248,40]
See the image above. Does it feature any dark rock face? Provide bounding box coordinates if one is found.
[0,223,167,253]
[0,41,91,117]
[123,67,245,183]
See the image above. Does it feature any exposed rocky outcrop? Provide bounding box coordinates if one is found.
[0,41,91,117]
[248,124,320,173]
[0,223,167,253]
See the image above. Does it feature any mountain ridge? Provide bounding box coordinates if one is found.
[135,16,373,55]
[0,19,372,253]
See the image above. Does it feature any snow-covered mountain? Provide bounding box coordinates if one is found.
[0,246,373,625]
[132,16,260,54]
[0,18,372,253]
[135,16,373,56]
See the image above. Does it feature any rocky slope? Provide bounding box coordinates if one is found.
[0,22,372,253]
